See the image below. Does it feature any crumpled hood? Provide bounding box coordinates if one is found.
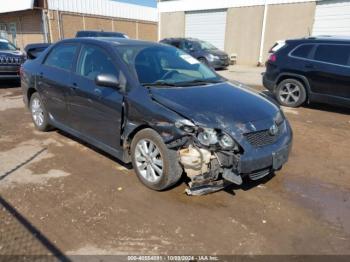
[150,82,280,132]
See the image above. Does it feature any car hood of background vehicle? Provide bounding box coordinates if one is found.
[207,49,227,57]
[0,50,24,57]
[150,82,279,131]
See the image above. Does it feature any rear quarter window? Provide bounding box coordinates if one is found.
[290,44,314,58]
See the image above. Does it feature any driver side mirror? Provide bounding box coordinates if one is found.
[95,74,120,89]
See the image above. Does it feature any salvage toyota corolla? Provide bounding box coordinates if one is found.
[21,38,292,195]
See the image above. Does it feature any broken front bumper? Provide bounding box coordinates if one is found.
[179,120,293,195]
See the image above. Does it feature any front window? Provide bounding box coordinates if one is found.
[196,40,218,51]
[115,45,223,86]
[0,41,16,51]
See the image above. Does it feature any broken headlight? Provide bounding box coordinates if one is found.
[197,128,237,150]
[197,128,218,146]
[175,119,196,133]
[219,133,235,149]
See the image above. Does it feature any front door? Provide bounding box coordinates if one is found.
[68,44,124,150]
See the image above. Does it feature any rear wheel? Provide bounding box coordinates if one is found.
[30,92,51,131]
[131,128,182,191]
[275,79,307,108]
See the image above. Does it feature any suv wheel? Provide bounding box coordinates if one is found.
[276,79,307,108]
[130,128,183,191]
[30,92,51,131]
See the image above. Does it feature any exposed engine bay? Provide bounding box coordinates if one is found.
[168,120,248,196]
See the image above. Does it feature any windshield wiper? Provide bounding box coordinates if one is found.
[142,81,178,87]
[178,79,224,86]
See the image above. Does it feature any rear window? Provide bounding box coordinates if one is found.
[291,44,314,58]
[314,44,350,66]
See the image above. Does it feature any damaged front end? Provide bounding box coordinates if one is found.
[169,120,245,196]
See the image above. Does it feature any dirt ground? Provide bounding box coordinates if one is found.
[0,75,350,257]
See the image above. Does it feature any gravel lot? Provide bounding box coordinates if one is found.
[1,70,350,256]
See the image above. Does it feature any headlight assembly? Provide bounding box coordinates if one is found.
[175,119,196,133]
[197,128,218,146]
[219,133,236,149]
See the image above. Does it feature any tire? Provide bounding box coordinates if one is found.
[275,78,307,108]
[30,92,51,132]
[130,128,183,191]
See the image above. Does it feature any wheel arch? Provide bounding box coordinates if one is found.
[276,73,311,102]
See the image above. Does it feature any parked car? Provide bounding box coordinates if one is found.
[22,38,292,195]
[160,38,229,69]
[0,38,26,80]
[263,36,350,108]
[76,30,128,38]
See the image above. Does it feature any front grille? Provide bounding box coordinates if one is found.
[244,127,281,147]
[0,56,23,65]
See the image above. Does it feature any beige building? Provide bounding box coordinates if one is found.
[0,0,158,50]
[159,0,349,65]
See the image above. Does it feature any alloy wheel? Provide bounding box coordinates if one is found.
[134,139,163,183]
[279,82,301,105]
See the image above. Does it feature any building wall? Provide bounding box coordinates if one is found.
[225,6,264,65]
[160,12,185,39]
[263,2,316,61]
[0,10,44,50]
[48,10,158,43]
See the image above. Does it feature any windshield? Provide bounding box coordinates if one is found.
[197,40,218,51]
[115,45,223,87]
[0,41,16,51]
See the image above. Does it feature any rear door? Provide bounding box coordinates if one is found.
[68,43,125,150]
[307,44,350,100]
[38,43,79,124]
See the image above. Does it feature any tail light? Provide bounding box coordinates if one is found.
[268,54,277,63]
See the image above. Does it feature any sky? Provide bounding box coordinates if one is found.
[114,0,157,7]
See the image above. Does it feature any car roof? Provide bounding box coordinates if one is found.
[162,37,200,42]
[60,37,165,47]
[287,35,350,44]
[0,38,9,43]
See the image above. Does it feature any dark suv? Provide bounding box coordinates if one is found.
[263,36,350,108]
[160,38,229,69]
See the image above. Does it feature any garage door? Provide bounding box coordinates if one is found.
[185,9,227,50]
[313,0,350,36]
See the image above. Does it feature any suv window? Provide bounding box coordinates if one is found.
[44,44,78,71]
[291,44,314,58]
[76,44,117,80]
[314,44,350,66]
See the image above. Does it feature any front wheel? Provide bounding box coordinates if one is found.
[130,128,182,191]
[275,79,307,108]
